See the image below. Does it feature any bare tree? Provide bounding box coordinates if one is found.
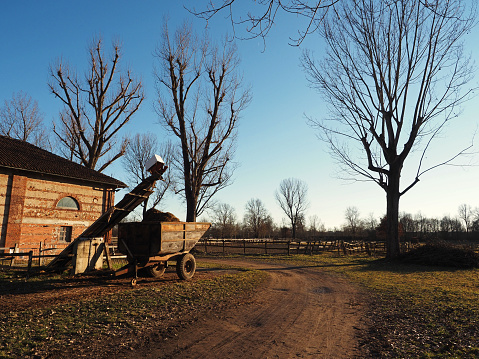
[155,23,251,222]
[0,91,50,148]
[365,212,378,232]
[191,0,339,46]
[244,198,272,238]
[302,0,476,258]
[122,133,173,219]
[275,178,308,239]
[49,38,144,172]
[308,214,325,237]
[344,206,361,235]
[211,203,237,238]
[458,204,473,233]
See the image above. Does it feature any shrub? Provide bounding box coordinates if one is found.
[399,241,479,268]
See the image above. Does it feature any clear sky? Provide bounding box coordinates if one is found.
[1,1,478,229]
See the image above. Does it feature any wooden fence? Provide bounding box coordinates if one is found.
[0,245,35,277]
[0,237,418,276]
[0,243,127,274]
[195,238,403,256]
[0,243,66,267]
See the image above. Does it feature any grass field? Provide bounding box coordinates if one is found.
[2,253,479,358]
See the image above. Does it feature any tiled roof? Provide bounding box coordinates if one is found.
[0,135,126,188]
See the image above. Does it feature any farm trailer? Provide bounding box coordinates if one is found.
[115,221,210,285]
[47,156,210,283]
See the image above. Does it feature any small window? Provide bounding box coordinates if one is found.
[57,196,79,210]
[59,226,72,242]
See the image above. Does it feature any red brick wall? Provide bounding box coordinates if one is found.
[0,171,115,253]
[2,174,27,249]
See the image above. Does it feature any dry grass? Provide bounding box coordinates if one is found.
[3,252,479,358]
[252,253,479,358]
[0,265,267,358]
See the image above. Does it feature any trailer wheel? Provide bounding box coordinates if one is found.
[148,263,166,278]
[176,253,196,280]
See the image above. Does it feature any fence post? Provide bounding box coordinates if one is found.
[204,238,208,254]
[39,242,43,267]
[243,239,246,255]
[222,239,225,255]
[27,251,33,278]
[265,240,268,255]
[10,243,19,267]
[287,241,290,256]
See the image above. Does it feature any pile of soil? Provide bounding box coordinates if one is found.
[142,208,180,222]
[399,241,479,268]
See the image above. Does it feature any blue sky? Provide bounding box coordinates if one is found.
[1,1,478,229]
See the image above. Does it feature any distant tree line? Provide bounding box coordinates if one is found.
[203,202,479,241]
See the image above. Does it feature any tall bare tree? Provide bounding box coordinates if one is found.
[308,214,325,236]
[211,202,237,238]
[458,204,473,233]
[344,206,362,235]
[344,206,361,235]
[275,178,309,239]
[155,23,251,222]
[191,0,339,46]
[49,38,144,172]
[122,133,173,219]
[302,0,476,258]
[365,212,378,232]
[0,91,49,148]
[244,198,272,238]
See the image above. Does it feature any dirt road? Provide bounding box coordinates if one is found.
[138,258,366,359]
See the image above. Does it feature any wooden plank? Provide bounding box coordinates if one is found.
[104,242,112,270]
[10,243,18,267]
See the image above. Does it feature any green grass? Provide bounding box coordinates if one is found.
[0,266,267,358]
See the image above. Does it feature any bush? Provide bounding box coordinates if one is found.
[399,241,479,269]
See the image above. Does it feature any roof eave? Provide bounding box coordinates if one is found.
[0,164,127,189]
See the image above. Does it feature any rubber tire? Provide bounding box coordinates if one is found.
[176,253,196,281]
[148,264,166,278]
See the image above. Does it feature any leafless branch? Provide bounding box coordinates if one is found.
[155,23,250,221]
[49,37,144,172]
[189,0,340,46]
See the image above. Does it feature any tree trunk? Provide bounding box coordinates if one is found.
[386,168,401,259]
[185,194,197,222]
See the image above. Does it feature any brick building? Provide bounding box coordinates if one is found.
[0,135,126,253]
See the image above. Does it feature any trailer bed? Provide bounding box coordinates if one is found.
[118,222,210,263]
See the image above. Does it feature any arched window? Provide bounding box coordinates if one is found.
[57,196,80,210]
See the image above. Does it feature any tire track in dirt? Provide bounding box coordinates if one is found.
[141,258,366,359]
